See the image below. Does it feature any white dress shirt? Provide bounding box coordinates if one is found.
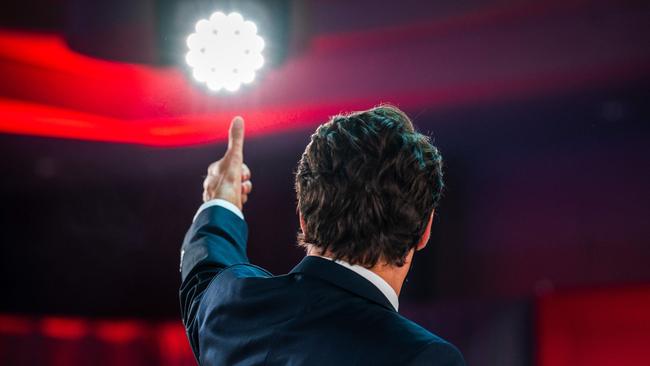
[318,256,399,311]
[193,200,399,311]
[194,199,244,222]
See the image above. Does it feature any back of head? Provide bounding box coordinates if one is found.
[294,105,444,268]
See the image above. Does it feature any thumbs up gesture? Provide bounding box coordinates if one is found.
[202,116,252,210]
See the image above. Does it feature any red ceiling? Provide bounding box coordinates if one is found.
[0,1,647,146]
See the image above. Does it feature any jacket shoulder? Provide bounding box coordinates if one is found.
[408,340,465,366]
[220,263,273,278]
[366,312,464,365]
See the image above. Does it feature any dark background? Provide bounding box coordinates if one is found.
[1,0,649,365]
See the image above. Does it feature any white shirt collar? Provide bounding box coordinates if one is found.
[319,256,399,311]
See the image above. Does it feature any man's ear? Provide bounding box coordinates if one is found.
[416,210,435,251]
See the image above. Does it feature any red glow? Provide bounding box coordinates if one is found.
[0,314,31,335]
[0,314,195,364]
[41,317,88,340]
[0,0,647,146]
[537,286,650,366]
[157,323,194,364]
[95,321,146,344]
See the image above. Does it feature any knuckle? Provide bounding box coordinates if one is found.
[203,176,213,189]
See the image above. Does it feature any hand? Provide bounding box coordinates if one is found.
[202,116,253,210]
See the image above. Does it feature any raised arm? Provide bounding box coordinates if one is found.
[179,116,254,361]
[180,115,251,281]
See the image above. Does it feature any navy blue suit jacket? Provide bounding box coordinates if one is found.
[180,205,465,365]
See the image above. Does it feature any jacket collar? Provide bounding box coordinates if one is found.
[290,256,396,312]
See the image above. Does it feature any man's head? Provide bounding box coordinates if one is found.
[294,105,444,268]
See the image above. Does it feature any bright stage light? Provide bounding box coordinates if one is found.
[185,12,265,92]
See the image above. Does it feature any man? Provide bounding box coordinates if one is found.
[179,105,465,365]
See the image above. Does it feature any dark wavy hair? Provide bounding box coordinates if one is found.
[294,104,444,268]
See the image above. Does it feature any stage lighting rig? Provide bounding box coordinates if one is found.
[166,0,301,93]
[185,12,265,92]
[61,0,303,92]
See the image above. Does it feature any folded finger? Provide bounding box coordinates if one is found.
[207,161,220,176]
[241,180,253,195]
[242,163,251,181]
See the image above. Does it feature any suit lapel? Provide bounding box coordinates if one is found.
[290,256,396,312]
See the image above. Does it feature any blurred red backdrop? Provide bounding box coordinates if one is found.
[0,315,195,365]
[537,286,650,366]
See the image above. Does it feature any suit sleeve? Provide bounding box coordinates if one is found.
[178,205,250,361]
[409,341,466,366]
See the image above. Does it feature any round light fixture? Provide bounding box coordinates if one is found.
[185,12,265,92]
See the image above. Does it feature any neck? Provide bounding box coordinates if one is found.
[306,246,414,296]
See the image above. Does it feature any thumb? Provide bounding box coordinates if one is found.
[227,116,245,158]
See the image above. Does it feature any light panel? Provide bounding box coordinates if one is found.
[185,12,265,92]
